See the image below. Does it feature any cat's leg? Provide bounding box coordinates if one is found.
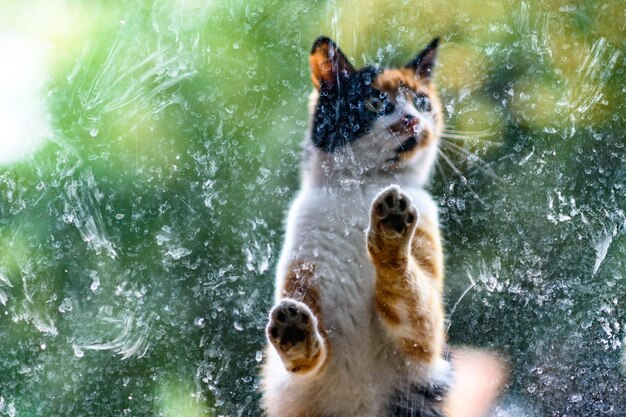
[266,262,329,376]
[367,185,445,363]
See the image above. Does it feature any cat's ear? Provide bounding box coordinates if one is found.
[405,37,439,80]
[309,36,355,89]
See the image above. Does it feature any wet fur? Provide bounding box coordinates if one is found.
[262,37,450,417]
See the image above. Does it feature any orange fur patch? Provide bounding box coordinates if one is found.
[282,260,322,317]
[375,288,403,325]
[368,216,446,363]
[411,218,444,284]
[374,264,444,362]
[309,39,354,89]
[287,349,323,374]
[281,260,331,373]
[401,335,435,362]
[309,47,332,89]
[373,68,427,92]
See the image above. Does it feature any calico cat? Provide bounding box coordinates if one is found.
[261,36,473,417]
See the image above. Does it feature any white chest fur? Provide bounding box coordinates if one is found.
[265,178,445,417]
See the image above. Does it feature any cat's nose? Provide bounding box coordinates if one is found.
[401,114,419,128]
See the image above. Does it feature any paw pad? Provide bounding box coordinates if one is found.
[267,299,315,350]
[371,186,418,239]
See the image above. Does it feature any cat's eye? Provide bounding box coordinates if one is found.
[413,94,432,112]
[365,94,391,113]
[365,96,385,113]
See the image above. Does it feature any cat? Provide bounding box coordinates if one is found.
[261,36,502,417]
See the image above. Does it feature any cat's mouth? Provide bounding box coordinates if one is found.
[386,119,424,154]
[382,135,423,168]
[381,118,431,168]
[381,130,431,169]
[394,136,420,154]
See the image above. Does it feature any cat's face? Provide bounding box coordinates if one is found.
[307,37,442,177]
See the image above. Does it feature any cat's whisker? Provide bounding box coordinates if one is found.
[441,131,498,141]
[441,133,490,141]
[441,138,476,155]
[441,139,496,163]
[441,141,480,163]
[437,149,463,180]
[440,140,503,181]
[443,126,492,135]
[442,125,491,132]
[437,149,488,205]
[442,132,492,139]
[442,127,497,140]
[441,135,502,147]
[435,159,450,189]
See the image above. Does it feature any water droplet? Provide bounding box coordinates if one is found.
[89,128,99,137]
[73,344,84,358]
[570,393,582,402]
[58,297,73,313]
[166,247,191,260]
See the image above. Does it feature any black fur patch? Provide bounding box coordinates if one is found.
[387,382,449,417]
[311,66,394,152]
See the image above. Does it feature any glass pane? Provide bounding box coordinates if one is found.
[0,0,624,415]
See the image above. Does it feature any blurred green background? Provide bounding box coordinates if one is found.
[0,0,624,415]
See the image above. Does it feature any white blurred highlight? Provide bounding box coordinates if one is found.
[0,33,51,165]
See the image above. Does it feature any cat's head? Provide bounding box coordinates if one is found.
[306,36,442,184]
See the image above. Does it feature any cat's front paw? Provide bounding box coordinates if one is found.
[369,185,418,245]
[267,298,326,375]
